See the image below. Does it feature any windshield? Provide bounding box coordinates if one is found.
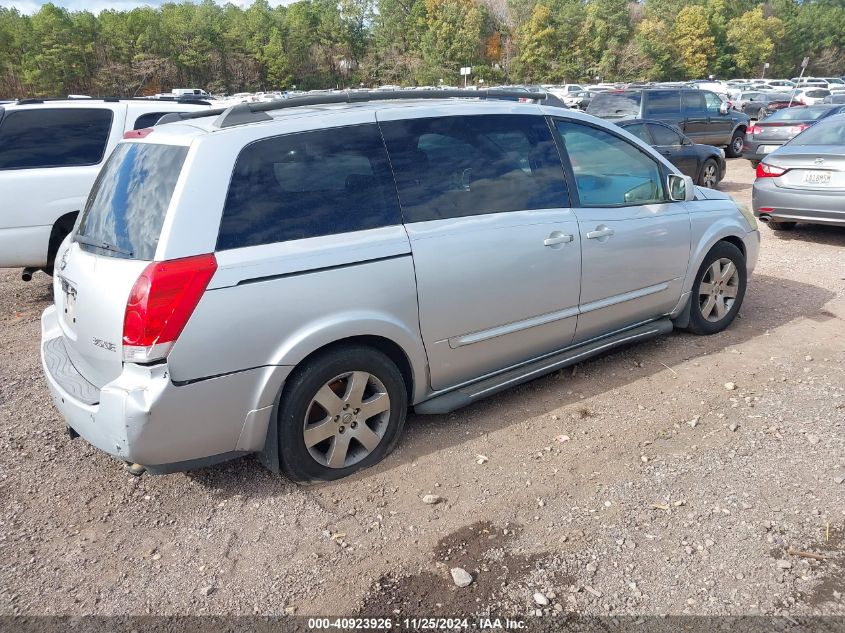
[790,117,845,145]
[76,142,189,260]
[763,107,832,122]
[586,91,641,118]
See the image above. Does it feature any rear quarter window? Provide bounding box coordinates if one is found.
[0,108,113,170]
[217,124,401,250]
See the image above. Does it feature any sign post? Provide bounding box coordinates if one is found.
[789,57,810,107]
[460,66,471,89]
[762,62,769,79]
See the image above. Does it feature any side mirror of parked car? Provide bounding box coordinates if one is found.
[668,174,695,202]
[719,102,730,115]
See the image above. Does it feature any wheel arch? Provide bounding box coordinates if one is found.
[46,211,79,268]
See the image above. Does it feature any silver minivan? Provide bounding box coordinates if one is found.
[40,91,760,482]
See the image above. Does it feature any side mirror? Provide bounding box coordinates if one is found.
[668,174,695,202]
[719,102,730,115]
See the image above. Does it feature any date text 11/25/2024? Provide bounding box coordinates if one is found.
[306,617,527,630]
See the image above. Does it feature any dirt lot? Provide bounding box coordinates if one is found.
[1,159,843,621]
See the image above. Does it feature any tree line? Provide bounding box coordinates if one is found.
[0,0,843,98]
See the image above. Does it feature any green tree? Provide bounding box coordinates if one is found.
[673,5,716,78]
[727,6,785,76]
[513,4,556,82]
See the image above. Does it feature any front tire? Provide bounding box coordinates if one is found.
[686,242,747,335]
[277,345,408,483]
[698,158,720,188]
[725,131,745,158]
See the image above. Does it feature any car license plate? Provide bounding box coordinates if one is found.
[803,171,831,185]
[61,278,78,324]
[758,145,777,154]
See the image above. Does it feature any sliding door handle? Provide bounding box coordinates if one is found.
[586,225,615,240]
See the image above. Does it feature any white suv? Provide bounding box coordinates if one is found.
[0,98,209,278]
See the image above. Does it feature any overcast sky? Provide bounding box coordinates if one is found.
[6,0,292,14]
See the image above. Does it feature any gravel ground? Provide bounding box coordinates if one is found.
[1,159,843,620]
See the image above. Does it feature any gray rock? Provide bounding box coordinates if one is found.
[450,567,473,587]
[422,494,442,505]
[776,560,792,570]
[533,592,549,606]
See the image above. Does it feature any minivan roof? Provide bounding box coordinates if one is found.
[150,97,561,140]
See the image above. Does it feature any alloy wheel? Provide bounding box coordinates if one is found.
[303,371,391,469]
[698,258,740,323]
[702,163,718,188]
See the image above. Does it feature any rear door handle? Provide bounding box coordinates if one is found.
[586,226,615,240]
[544,232,574,247]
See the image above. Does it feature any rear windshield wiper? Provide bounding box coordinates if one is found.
[73,233,134,258]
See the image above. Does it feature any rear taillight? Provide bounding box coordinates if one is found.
[124,128,153,139]
[747,125,759,135]
[756,163,789,179]
[788,124,809,135]
[123,254,217,363]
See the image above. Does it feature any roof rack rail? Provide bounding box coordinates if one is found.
[13,96,211,106]
[155,89,559,129]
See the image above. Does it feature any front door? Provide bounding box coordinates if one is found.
[379,112,581,390]
[552,119,692,343]
[647,122,700,178]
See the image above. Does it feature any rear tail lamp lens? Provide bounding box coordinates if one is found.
[123,254,217,363]
[755,163,788,179]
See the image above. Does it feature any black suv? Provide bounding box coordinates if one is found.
[587,89,750,157]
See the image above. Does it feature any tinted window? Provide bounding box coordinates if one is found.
[648,123,683,146]
[381,115,568,223]
[133,112,173,130]
[0,108,112,170]
[683,91,706,114]
[586,91,642,118]
[646,91,680,116]
[218,124,401,250]
[76,143,188,260]
[622,123,651,143]
[806,90,830,98]
[554,120,665,207]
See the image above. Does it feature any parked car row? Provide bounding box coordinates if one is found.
[22,88,761,481]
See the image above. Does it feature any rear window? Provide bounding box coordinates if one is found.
[75,143,188,260]
[217,124,401,250]
[586,91,641,118]
[805,90,830,98]
[766,107,830,122]
[790,118,845,146]
[0,108,113,170]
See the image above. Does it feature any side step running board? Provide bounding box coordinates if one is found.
[415,318,673,415]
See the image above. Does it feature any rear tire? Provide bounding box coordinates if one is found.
[277,345,408,483]
[725,131,745,158]
[686,242,747,336]
[768,220,797,231]
[757,108,766,120]
[698,159,720,188]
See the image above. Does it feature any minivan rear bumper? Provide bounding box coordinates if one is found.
[41,305,289,471]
